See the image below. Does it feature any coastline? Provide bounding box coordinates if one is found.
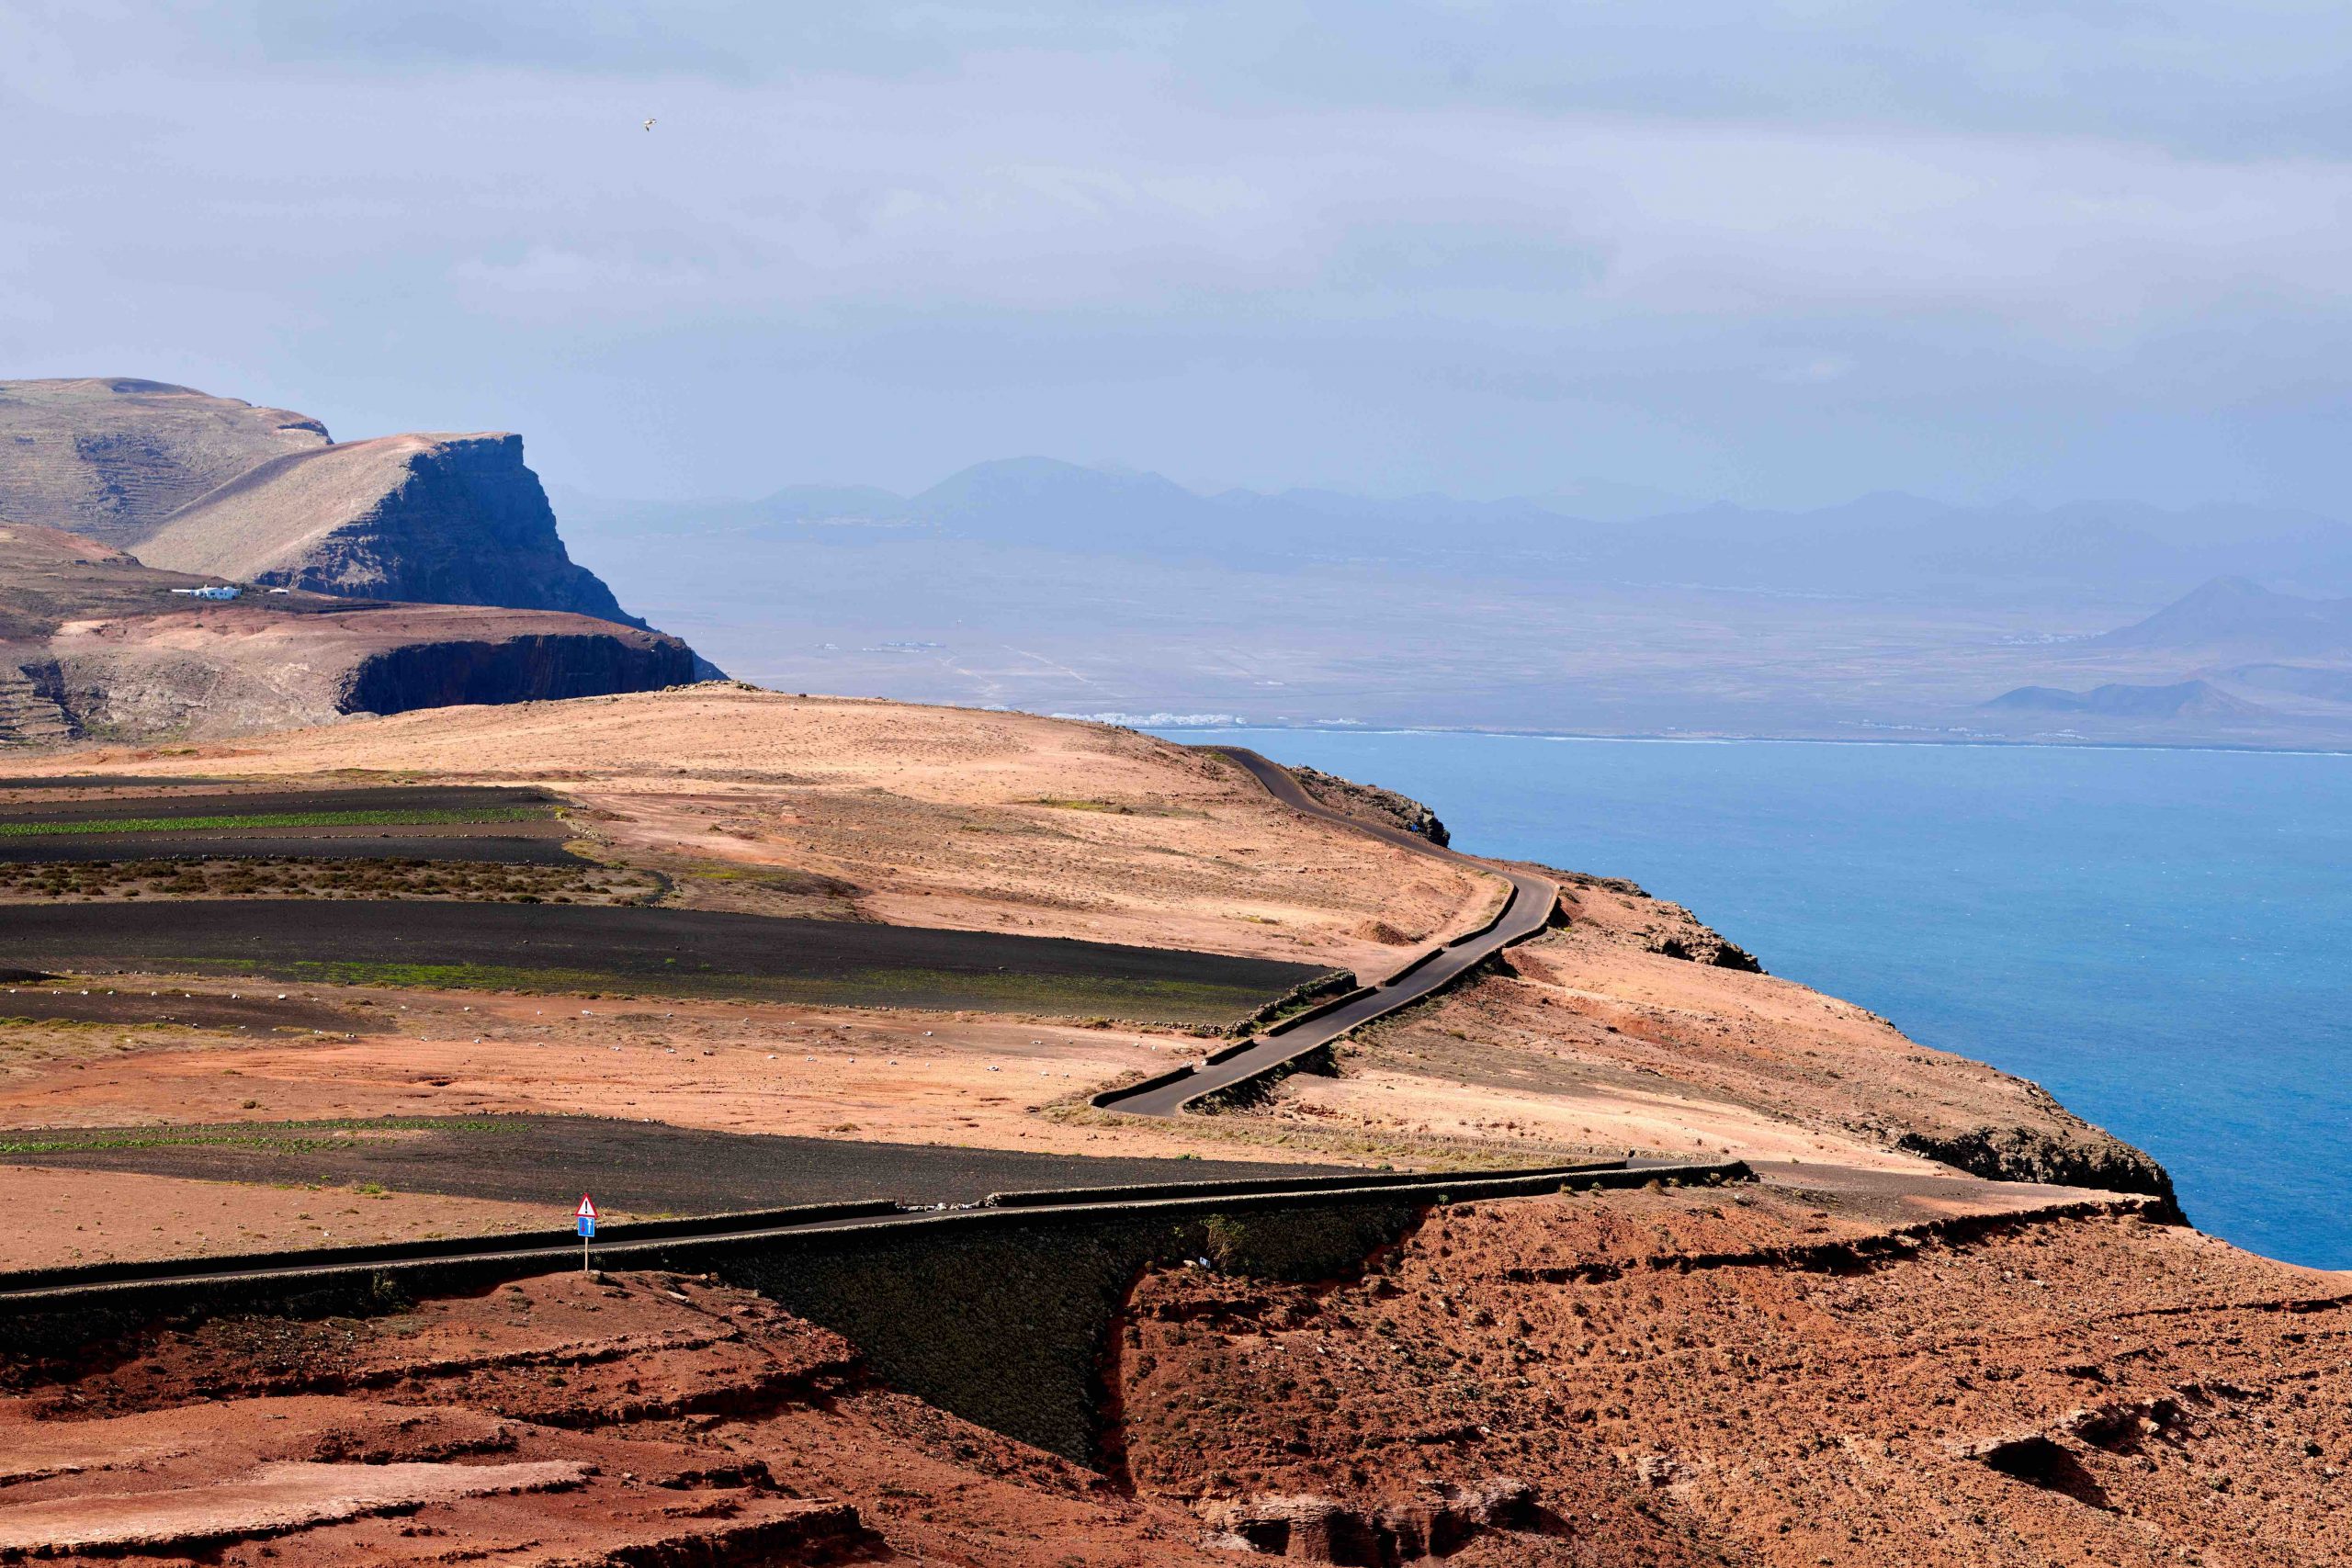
[1136,718,2352,760]
[1140,719,2352,1272]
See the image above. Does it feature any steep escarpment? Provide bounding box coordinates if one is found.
[133,433,639,623]
[1,525,697,744]
[339,624,697,713]
[40,606,695,740]
[0,378,329,545]
[5,378,660,637]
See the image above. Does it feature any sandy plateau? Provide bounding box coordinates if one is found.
[0,687,2330,1563]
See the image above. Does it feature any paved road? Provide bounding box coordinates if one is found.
[0,1158,1746,1312]
[1096,748,1557,1117]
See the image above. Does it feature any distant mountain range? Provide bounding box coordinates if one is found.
[597,457,2352,604]
[545,457,2352,750]
[1972,579,2352,738]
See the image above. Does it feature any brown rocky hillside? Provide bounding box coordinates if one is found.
[0,378,640,625]
[0,521,694,743]
[0,378,327,544]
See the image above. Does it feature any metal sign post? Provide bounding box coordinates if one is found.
[576,1193,598,1273]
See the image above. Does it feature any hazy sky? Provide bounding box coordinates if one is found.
[8,1,2352,510]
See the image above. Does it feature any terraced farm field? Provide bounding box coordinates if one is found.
[1,900,1333,1024]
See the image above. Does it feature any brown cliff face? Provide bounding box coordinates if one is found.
[1,525,696,745]
[338,625,698,713]
[3,378,651,632]
[132,433,639,624]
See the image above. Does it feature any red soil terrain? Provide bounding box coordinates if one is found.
[0,1269,1235,1567]
[1115,1178,2352,1565]
[6,1169,2342,1565]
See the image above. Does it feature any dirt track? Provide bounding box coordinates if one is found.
[2,899,1329,1023]
[0,1113,1333,1214]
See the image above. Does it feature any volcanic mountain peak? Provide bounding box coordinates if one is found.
[910,456,1208,536]
[2093,575,2352,655]
[1983,678,2266,721]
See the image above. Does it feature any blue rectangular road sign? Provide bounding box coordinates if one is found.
[577,1215,595,1237]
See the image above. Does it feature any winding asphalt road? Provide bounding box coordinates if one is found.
[1095,748,1558,1117]
[0,746,1570,1312]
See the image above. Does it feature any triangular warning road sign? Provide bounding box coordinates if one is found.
[576,1193,598,1220]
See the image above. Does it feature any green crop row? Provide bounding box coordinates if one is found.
[0,1115,507,1156]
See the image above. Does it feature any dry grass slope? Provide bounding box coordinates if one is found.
[0,378,327,545]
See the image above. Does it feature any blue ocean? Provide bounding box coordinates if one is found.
[1157,728,2352,1270]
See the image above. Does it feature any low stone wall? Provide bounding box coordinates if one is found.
[1234,970,1359,1034]
[1260,984,1380,1038]
[1182,1040,1339,1113]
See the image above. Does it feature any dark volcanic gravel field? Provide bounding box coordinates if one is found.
[0,900,1331,1023]
[0,785,559,824]
[0,830,582,864]
[0,785,577,863]
[0,1114,1331,1214]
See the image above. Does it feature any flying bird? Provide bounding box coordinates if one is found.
[642,118,657,131]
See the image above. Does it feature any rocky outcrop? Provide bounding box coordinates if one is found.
[1898,1112,2181,1213]
[1555,871,1764,971]
[134,433,639,623]
[1289,766,1450,846]
[1201,1478,1544,1563]
[0,661,77,746]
